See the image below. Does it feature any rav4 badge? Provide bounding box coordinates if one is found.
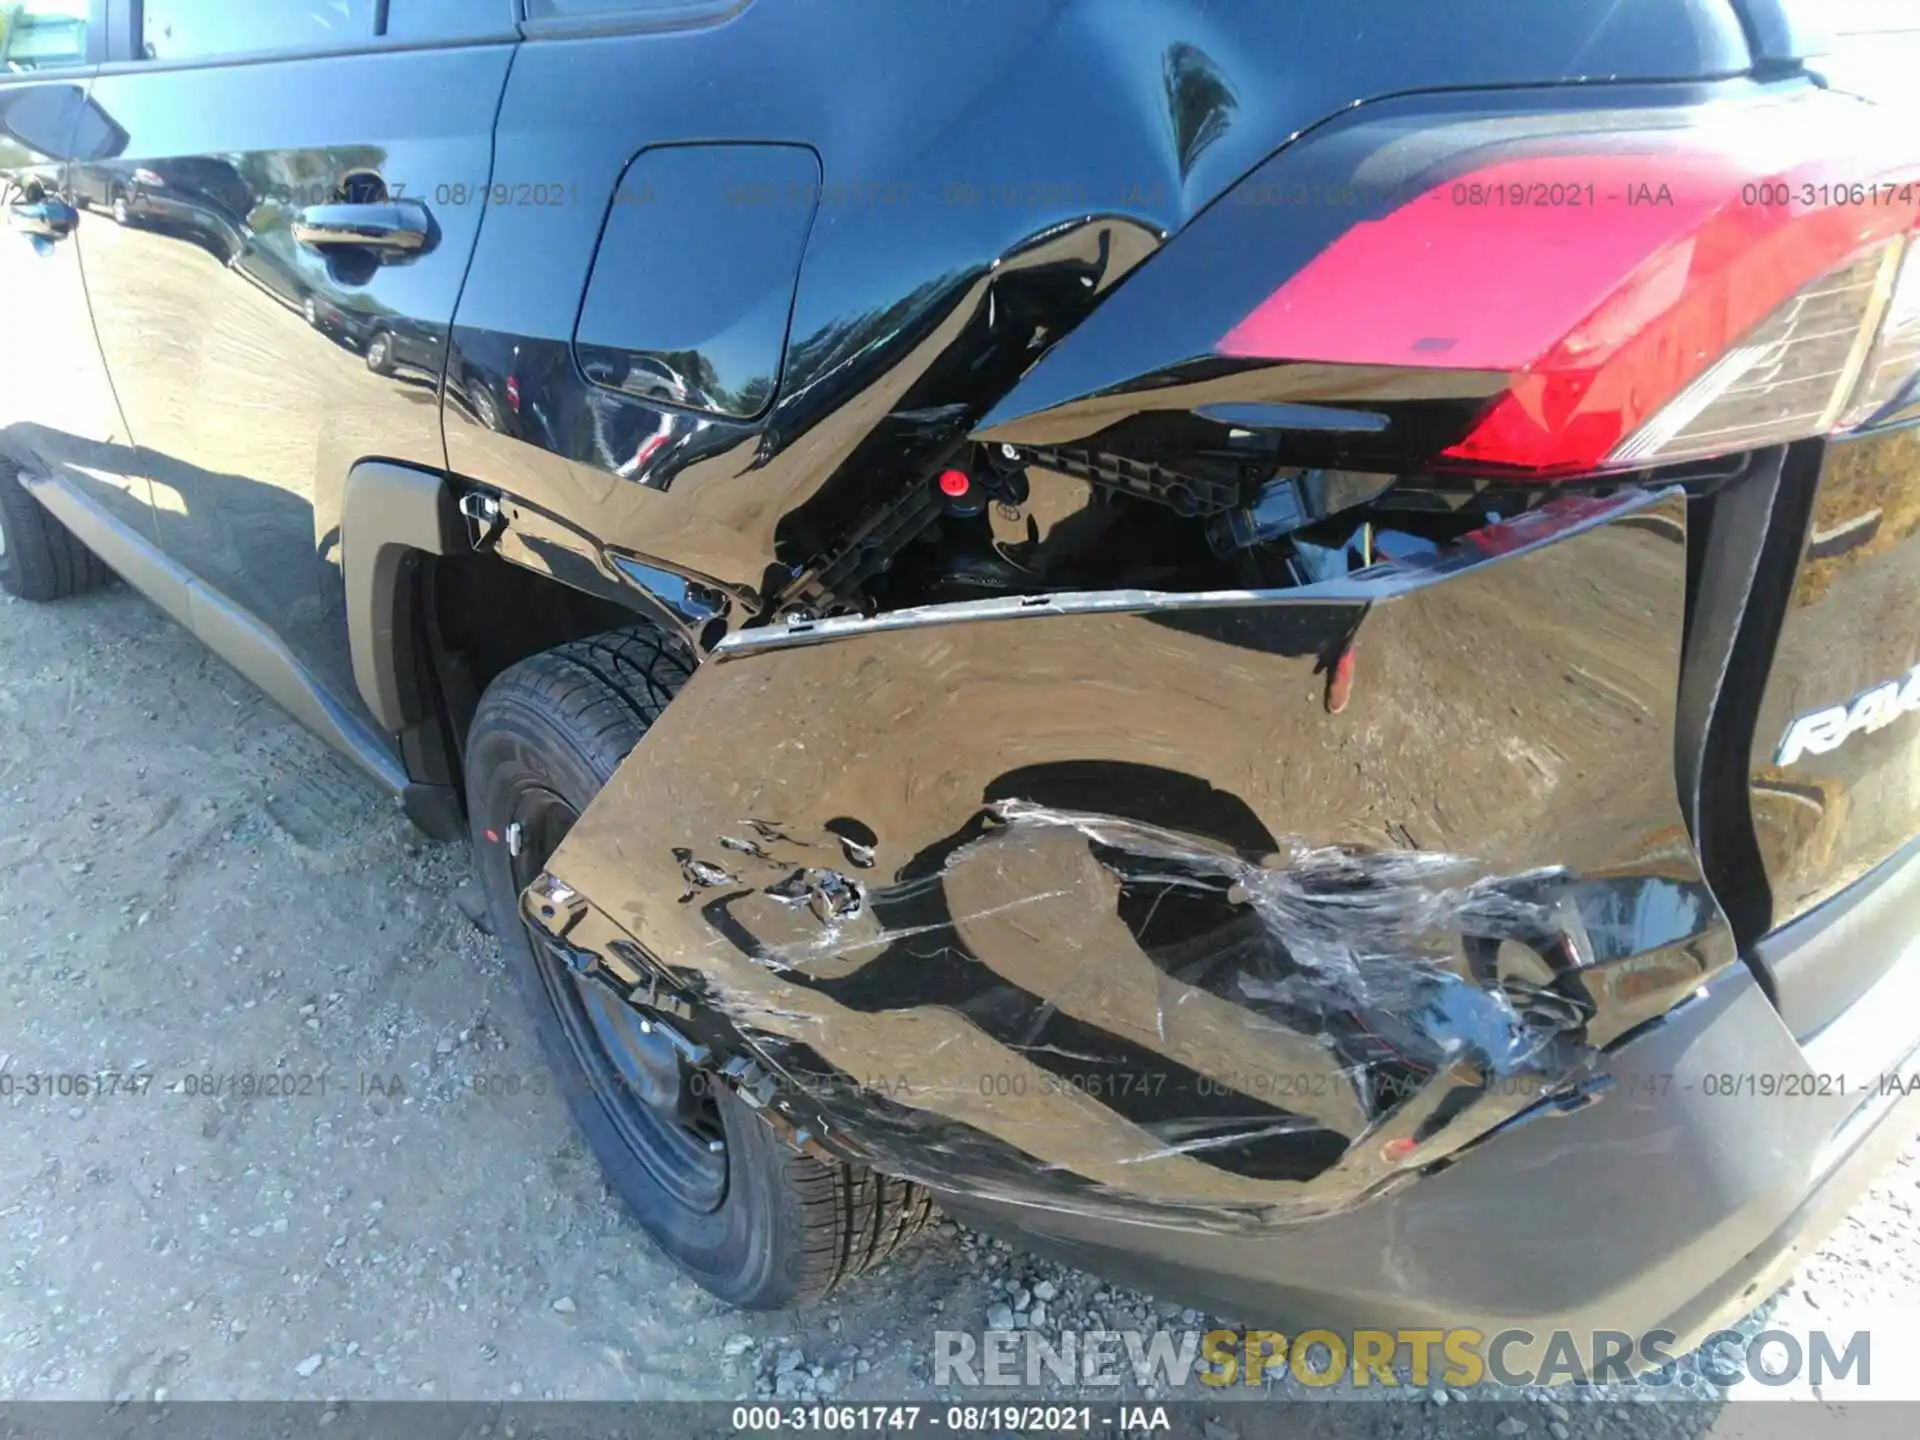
[1776,663,1920,766]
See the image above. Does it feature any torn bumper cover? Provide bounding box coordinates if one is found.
[525,487,1740,1238]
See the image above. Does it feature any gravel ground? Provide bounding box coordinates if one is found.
[3,581,1917,1437]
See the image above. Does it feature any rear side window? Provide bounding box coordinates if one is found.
[0,1,91,72]
[140,0,377,60]
[1776,0,1920,37]
[385,0,516,42]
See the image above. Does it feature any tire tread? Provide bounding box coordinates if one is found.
[0,459,112,602]
[782,1151,938,1298]
[477,624,935,1305]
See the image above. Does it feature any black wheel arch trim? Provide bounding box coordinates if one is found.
[340,459,468,740]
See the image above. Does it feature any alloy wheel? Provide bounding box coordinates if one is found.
[508,786,729,1213]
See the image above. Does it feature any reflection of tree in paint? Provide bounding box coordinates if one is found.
[782,271,966,404]
[1162,42,1237,181]
[235,144,386,232]
[1,2,90,74]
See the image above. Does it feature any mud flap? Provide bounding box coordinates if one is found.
[524,487,1733,1230]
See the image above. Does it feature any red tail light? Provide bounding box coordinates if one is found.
[1839,236,1920,430]
[1216,90,1920,480]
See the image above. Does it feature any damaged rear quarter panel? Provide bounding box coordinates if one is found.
[527,488,1732,1230]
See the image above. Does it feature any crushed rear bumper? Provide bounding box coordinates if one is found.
[525,486,1759,1252]
[522,481,1920,1346]
[943,883,1920,1366]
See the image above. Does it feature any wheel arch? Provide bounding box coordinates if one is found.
[340,461,469,838]
[339,460,701,839]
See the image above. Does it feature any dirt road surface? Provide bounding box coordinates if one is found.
[4,581,1917,1437]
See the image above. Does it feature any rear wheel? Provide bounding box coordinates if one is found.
[0,460,111,602]
[471,384,503,432]
[365,332,394,375]
[466,626,935,1307]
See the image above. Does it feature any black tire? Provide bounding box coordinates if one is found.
[365,331,395,375]
[466,626,935,1308]
[0,459,112,602]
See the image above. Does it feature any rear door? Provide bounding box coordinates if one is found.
[0,1,147,536]
[72,0,516,716]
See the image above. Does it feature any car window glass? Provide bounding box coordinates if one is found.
[0,1,91,73]
[524,0,730,18]
[385,0,515,42]
[1781,0,1920,35]
[141,0,377,60]
[1827,0,1920,33]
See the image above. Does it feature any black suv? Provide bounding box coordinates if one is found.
[4,0,1920,1371]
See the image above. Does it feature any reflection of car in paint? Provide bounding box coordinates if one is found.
[7,0,1920,1376]
[69,162,146,222]
[88,159,246,263]
[349,314,440,379]
[446,333,563,443]
[223,219,397,363]
[299,292,441,377]
[227,221,318,317]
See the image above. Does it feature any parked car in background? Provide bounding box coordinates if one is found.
[4,0,1920,1379]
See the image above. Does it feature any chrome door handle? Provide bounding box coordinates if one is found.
[9,198,78,239]
[293,199,433,257]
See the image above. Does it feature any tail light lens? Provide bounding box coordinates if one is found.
[1215,87,1920,481]
[1838,237,1920,429]
[1607,245,1900,466]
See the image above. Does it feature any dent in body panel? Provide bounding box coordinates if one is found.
[445,0,1182,616]
[523,490,1733,1227]
[449,210,1163,619]
[445,0,1747,631]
